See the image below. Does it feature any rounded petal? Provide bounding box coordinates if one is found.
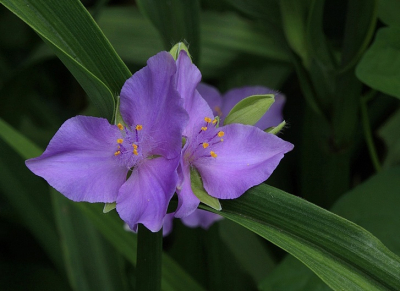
[175,51,213,137]
[25,116,127,202]
[162,213,175,236]
[195,124,294,199]
[174,162,200,218]
[120,51,188,159]
[181,209,222,229]
[221,86,286,129]
[196,83,223,116]
[116,157,179,232]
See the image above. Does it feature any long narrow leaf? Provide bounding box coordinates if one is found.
[199,184,400,290]
[1,0,131,119]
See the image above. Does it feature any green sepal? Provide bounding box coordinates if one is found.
[265,120,286,135]
[223,94,275,126]
[169,42,191,61]
[103,203,116,213]
[190,167,222,211]
[114,95,126,126]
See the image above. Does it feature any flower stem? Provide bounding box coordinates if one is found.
[360,92,381,173]
[136,224,162,291]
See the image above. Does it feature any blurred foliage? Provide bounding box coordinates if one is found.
[0,0,399,290]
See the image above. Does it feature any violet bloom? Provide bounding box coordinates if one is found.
[26,52,187,232]
[174,51,294,218]
[197,83,286,130]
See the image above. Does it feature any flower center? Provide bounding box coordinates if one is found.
[113,122,145,169]
[185,117,225,163]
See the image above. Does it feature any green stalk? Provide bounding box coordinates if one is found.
[360,94,381,173]
[136,224,163,291]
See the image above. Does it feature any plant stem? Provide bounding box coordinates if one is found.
[136,224,162,291]
[360,92,381,173]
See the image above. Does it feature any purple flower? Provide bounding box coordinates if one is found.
[25,52,188,232]
[174,51,294,218]
[197,83,286,130]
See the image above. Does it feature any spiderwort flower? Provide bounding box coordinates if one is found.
[25,52,188,232]
[174,51,294,218]
[197,83,286,130]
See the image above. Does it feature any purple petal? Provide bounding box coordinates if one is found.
[174,161,200,218]
[116,157,179,232]
[162,213,175,236]
[120,51,188,159]
[25,116,127,202]
[194,124,294,199]
[181,209,222,229]
[221,86,286,129]
[196,83,223,117]
[175,51,213,138]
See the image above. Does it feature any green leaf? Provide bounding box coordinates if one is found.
[1,0,131,119]
[224,94,274,126]
[52,192,128,291]
[190,167,221,211]
[98,8,290,78]
[340,0,377,68]
[265,120,286,135]
[136,0,201,64]
[378,109,400,168]
[199,183,400,290]
[280,0,311,66]
[356,27,400,100]
[219,219,276,284]
[260,166,400,290]
[378,0,400,27]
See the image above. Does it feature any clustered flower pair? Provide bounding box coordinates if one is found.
[26,50,293,232]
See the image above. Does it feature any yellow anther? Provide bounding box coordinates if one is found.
[204,117,212,123]
[133,149,138,156]
[117,123,124,130]
[117,138,123,144]
[218,131,224,137]
[212,119,218,124]
[201,126,207,131]
[114,150,121,156]
[202,142,209,148]
[135,124,143,131]
[132,144,138,149]
[220,138,224,142]
[210,151,217,158]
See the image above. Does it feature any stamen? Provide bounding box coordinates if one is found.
[114,150,121,156]
[117,123,124,130]
[202,142,209,148]
[204,117,212,123]
[201,126,207,131]
[220,138,224,142]
[133,149,138,156]
[132,144,138,149]
[210,151,217,158]
[117,138,123,144]
[217,131,224,137]
[135,125,143,131]
[212,119,218,124]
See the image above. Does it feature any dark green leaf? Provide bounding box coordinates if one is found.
[1,0,131,119]
[378,0,400,27]
[136,0,201,64]
[200,183,400,290]
[356,27,400,100]
[378,109,400,168]
[260,166,400,290]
